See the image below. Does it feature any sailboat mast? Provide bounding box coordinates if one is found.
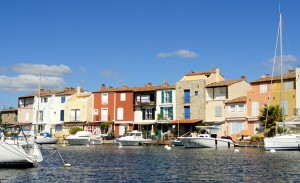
[279,12,285,133]
[36,73,41,135]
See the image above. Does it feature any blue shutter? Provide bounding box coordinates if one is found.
[60,110,64,121]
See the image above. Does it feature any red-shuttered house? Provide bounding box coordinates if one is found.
[92,84,134,137]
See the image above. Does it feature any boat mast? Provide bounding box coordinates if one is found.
[36,73,41,135]
[279,12,285,134]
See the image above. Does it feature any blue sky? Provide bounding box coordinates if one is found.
[0,0,300,108]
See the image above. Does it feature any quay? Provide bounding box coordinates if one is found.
[234,141,264,148]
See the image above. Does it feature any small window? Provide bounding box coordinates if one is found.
[102,93,108,104]
[237,104,244,112]
[195,91,198,96]
[61,96,66,103]
[220,87,226,95]
[260,84,267,93]
[120,93,126,101]
[285,81,293,90]
[229,105,236,112]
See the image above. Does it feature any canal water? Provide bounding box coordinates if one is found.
[0,144,299,182]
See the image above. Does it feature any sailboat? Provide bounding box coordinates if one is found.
[33,74,59,144]
[264,11,300,151]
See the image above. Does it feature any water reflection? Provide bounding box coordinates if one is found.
[0,145,299,182]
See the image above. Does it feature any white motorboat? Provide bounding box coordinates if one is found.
[117,130,152,146]
[65,131,103,145]
[178,126,234,148]
[34,132,59,144]
[0,137,43,168]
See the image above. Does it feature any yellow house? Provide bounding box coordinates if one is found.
[270,70,296,119]
[63,86,93,134]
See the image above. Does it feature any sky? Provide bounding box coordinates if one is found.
[0,0,300,108]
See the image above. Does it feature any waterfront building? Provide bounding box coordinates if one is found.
[92,84,135,137]
[63,86,93,135]
[205,76,250,138]
[296,67,300,115]
[0,107,18,128]
[172,68,225,135]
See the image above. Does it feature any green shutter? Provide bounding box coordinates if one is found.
[169,90,172,103]
[152,108,155,119]
[142,109,145,120]
[160,107,163,116]
[161,91,164,103]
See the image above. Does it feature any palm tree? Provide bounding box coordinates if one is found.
[258,105,282,137]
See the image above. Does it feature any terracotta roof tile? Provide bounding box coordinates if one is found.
[93,83,175,93]
[225,96,247,104]
[251,70,296,84]
[206,79,241,88]
[185,71,214,76]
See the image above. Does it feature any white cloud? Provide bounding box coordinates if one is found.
[100,69,122,83]
[0,74,65,92]
[263,54,297,75]
[157,49,198,58]
[0,64,71,92]
[12,64,72,76]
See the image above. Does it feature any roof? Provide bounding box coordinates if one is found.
[206,79,242,88]
[169,119,202,124]
[93,83,175,93]
[251,70,296,84]
[225,96,247,104]
[55,87,77,96]
[185,71,214,77]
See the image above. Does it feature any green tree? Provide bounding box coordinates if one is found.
[258,105,282,137]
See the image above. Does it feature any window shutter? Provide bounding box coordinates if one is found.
[142,109,145,120]
[161,91,164,103]
[152,108,155,119]
[60,110,64,121]
[160,107,163,116]
[169,90,172,103]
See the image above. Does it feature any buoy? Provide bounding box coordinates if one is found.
[63,163,72,167]
[86,144,90,147]
[234,149,240,152]
[166,146,171,150]
[119,145,123,148]
[270,149,276,153]
[164,145,168,149]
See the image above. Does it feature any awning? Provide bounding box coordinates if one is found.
[168,119,202,125]
[114,121,133,124]
[133,121,156,125]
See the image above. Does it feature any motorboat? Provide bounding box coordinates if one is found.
[178,126,234,148]
[170,139,183,146]
[65,131,103,145]
[117,130,152,146]
[0,137,43,168]
[34,132,59,144]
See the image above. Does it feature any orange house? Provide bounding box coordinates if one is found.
[92,84,134,137]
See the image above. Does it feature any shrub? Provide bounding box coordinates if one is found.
[69,127,83,135]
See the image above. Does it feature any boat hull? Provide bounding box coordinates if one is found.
[178,137,234,148]
[35,137,59,144]
[264,135,300,150]
[65,138,103,145]
[170,139,183,146]
[0,141,43,168]
[117,139,152,146]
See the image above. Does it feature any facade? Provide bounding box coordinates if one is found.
[206,77,250,137]
[63,86,93,134]
[173,68,225,134]
[0,108,18,127]
[93,84,134,137]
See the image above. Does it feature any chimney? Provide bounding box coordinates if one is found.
[240,75,246,80]
[101,84,106,91]
[77,86,81,93]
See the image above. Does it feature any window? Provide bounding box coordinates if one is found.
[120,93,126,101]
[41,97,48,103]
[36,110,43,122]
[285,81,293,90]
[195,91,198,96]
[260,84,267,93]
[232,122,243,134]
[71,109,80,121]
[101,108,108,121]
[142,108,155,120]
[220,87,226,95]
[184,90,190,103]
[161,91,172,103]
[237,104,244,112]
[184,106,190,119]
[137,95,150,104]
[229,105,236,112]
[102,93,108,104]
[117,108,124,120]
[60,110,64,121]
[61,96,66,103]
[252,102,259,116]
[283,100,288,115]
[215,106,222,117]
